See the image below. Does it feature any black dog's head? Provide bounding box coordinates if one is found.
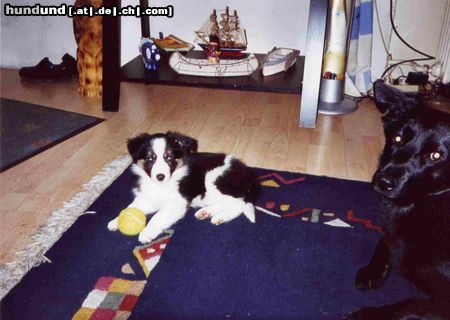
[127,131,198,183]
[372,80,450,203]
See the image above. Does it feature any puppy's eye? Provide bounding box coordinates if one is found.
[430,152,442,161]
[147,155,155,162]
[170,139,180,147]
[392,135,402,144]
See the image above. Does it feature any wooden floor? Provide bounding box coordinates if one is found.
[0,68,385,265]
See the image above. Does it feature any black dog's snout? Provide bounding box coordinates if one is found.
[156,174,165,181]
[373,169,401,195]
[376,176,397,192]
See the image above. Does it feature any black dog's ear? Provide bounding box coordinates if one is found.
[166,131,198,157]
[127,133,150,162]
[373,80,418,123]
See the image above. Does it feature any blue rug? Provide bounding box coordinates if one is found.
[0,98,104,172]
[1,167,419,319]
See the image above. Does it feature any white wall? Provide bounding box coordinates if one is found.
[1,0,78,68]
[389,0,447,60]
[121,0,310,66]
[371,0,391,80]
[1,0,309,68]
[1,0,447,82]
[371,0,449,80]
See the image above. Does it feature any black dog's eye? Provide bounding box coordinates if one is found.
[430,151,442,161]
[146,155,155,162]
[392,135,402,144]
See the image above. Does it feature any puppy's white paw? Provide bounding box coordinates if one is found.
[210,209,241,226]
[194,208,211,220]
[138,231,154,243]
[211,217,225,225]
[107,217,119,231]
[138,227,160,244]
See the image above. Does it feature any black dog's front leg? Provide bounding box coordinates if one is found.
[355,237,391,291]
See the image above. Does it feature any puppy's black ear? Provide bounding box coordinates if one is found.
[127,133,150,162]
[167,131,198,157]
[373,80,418,123]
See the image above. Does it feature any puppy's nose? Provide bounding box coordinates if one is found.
[156,174,165,182]
[376,176,397,192]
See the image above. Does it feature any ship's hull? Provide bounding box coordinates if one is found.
[169,52,258,77]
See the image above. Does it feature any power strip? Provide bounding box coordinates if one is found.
[386,83,419,93]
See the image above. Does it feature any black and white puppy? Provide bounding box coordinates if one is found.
[108,131,260,243]
[345,81,450,319]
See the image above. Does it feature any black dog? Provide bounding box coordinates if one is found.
[346,81,450,319]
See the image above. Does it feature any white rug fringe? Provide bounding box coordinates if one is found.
[0,154,132,299]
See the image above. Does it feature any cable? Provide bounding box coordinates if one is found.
[381,0,436,80]
[393,75,407,85]
[381,58,432,79]
[386,63,408,81]
[389,0,435,59]
[385,62,409,82]
[345,94,371,104]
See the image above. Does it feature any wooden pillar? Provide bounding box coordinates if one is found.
[140,0,150,38]
[102,0,121,112]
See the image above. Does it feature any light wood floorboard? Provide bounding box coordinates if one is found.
[0,67,385,264]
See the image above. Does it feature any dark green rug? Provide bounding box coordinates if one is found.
[0,98,104,172]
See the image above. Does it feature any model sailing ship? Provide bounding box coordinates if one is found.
[169,52,258,77]
[169,6,258,77]
[194,7,248,57]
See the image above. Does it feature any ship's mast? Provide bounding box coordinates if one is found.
[234,10,239,29]
[195,6,247,50]
[209,9,219,37]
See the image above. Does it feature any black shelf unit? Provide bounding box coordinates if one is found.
[121,51,305,94]
[102,0,329,127]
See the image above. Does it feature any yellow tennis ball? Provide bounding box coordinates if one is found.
[118,207,146,236]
